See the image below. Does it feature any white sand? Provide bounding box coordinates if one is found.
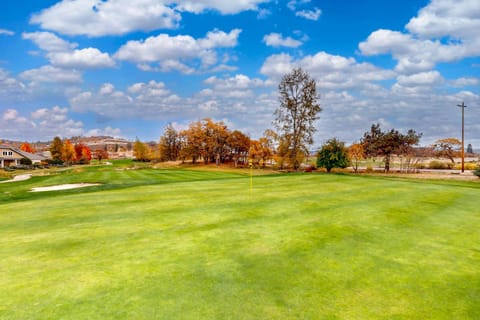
[30,183,100,192]
[0,174,32,183]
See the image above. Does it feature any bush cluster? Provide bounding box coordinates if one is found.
[453,163,478,170]
[474,167,480,178]
[428,161,454,170]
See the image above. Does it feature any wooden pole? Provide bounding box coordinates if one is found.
[457,102,467,173]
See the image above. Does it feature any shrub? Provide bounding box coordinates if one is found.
[20,158,32,166]
[414,163,426,169]
[316,138,349,173]
[365,165,374,173]
[453,163,478,170]
[428,161,448,170]
[474,167,480,178]
[47,159,64,166]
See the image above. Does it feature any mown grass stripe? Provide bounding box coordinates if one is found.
[0,170,478,319]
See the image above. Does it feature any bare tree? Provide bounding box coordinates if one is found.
[274,67,321,170]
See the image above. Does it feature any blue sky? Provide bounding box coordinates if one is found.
[0,0,479,148]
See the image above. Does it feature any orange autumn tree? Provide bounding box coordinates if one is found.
[20,142,36,153]
[348,143,365,173]
[62,139,76,165]
[227,130,250,168]
[74,143,92,164]
[94,149,109,163]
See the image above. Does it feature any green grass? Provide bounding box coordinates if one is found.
[0,164,479,319]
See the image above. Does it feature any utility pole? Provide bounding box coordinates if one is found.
[457,102,467,173]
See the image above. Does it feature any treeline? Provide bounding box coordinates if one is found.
[133,118,276,168]
[48,137,108,164]
[134,120,425,173]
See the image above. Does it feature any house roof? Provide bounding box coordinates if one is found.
[0,145,48,161]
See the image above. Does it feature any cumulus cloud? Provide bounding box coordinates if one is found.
[20,65,83,84]
[23,31,115,70]
[86,126,122,137]
[449,77,479,87]
[115,29,241,73]
[359,29,466,74]
[23,31,77,52]
[0,69,26,99]
[30,0,268,37]
[359,0,480,74]
[48,48,115,69]
[397,71,444,87]
[263,33,303,48]
[406,0,480,40]
[173,0,269,14]
[68,76,277,136]
[260,52,395,90]
[201,74,269,98]
[0,29,15,36]
[70,81,182,120]
[296,8,322,21]
[30,0,181,37]
[287,0,311,11]
[0,106,122,141]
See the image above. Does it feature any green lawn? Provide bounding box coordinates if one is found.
[0,164,479,319]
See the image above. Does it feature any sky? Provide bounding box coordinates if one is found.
[0,0,479,148]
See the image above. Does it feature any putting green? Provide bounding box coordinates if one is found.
[0,168,479,319]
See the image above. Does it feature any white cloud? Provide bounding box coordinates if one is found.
[201,74,268,99]
[296,8,322,21]
[172,0,269,14]
[287,0,311,11]
[23,31,114,70]
[68,76,277,136]
[396,71,444,87]
[359,29,467,74]
[449,77,479,87]
[20,65,83,84]
[257,8,272,19]
[30,0,181,37]
[2,109,20,121]
[0,29,15,36]
[23,31,77,52]
[261,52,395,90]
[70,82,181,119]
[1,106,123,141]
[263,33,303,48]
[48,48,115,69]
[86,126,122,137]
[115,29,241,73]
[30,0,268,37]
[127,80,172,97]
[0,69,26,99]
[406,0,480,40]
[359,0,480,74]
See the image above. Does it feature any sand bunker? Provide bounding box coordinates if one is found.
[30,183,101,192]
[0,174,32,183]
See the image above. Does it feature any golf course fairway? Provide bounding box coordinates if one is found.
[0,166,479,319]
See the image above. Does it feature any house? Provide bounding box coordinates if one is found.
[0,145,47,168]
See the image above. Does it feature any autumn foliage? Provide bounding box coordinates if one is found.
[20,142,36,153]
[74,143,92,164]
